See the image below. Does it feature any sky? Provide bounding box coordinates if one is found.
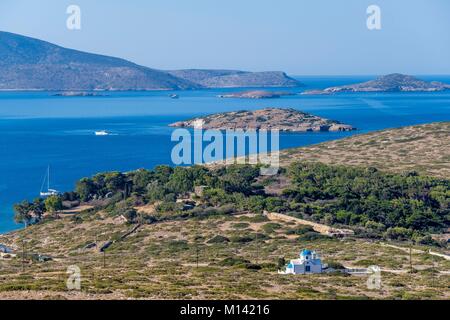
[0,0,449,75]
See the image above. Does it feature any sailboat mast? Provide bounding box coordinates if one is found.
[40,165,58,197]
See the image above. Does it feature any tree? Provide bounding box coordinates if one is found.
[104,172,126,193]
[132,169,154,194]
[219,165,260,195]
[166,167,194,194]
[31,198,45,221]
[384,227,412,240]
[146,180,166,203]
[123,208,138,223]
[153,165,173,184]
[44,195,63,216]
[13,198,45,227]
[61,191,79,202]
[277,257,286,270]
[246,196,266,213]
[76,178,95,201]
[335,210,352,224]
[202,188,227,206]
[365,220,386,232]
[13,200,33,227]
[430,185,450,209]
[265,197,285,212]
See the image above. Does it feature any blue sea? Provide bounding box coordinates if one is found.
[1,75,450,233]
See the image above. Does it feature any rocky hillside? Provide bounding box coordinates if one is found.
[168,69,302,88]
[280,122,450,179]
[170,108,355,132]
[302,74,450,94]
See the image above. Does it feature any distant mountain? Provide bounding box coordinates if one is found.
[302,73,450,95]
[168,69,302,88]
[0,31,198,91]
[0,31,301,91]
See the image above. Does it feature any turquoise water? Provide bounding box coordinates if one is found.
[1,76,450,233]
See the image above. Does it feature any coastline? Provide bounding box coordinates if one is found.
[2,120,449,235]
[1,81,450,234]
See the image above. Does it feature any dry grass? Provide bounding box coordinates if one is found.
[0,211,448,300]
[280,122,450,179]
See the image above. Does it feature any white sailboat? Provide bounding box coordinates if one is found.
[40,166,59,197]
[95,130,109,136]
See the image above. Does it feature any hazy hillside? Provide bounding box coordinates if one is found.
[0,31,200,91]
[0,32,301,91]
[0,31,198,91]
[303,74,450,94]
[168,69,302,88]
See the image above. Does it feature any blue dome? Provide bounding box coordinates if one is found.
[300,249,312,256]
[287,263,293,268]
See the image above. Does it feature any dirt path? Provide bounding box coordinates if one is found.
[265,212,354,236]
[381,243,450,261]
[429,250,450,261]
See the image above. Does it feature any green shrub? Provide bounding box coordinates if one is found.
[207,235,230,244]
[384,227,413,240]
[230,236,253,244]
[286,225,315,235]
[297,232,328,241]
[231,222,250,229]
[261,223,282,234]
[218,257,250,267]
[167,240,189,252]
[245,263,262,270]
[326,261,345,270]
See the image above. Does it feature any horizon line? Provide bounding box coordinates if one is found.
[2,31,450,77]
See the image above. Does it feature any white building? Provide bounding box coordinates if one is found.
[280,249,324,274]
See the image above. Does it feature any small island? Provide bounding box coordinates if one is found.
[52,92,109,97]
[302,73,450,95]
[217,90,295,99]
[169,108,356,132]
[168,69,302,88]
